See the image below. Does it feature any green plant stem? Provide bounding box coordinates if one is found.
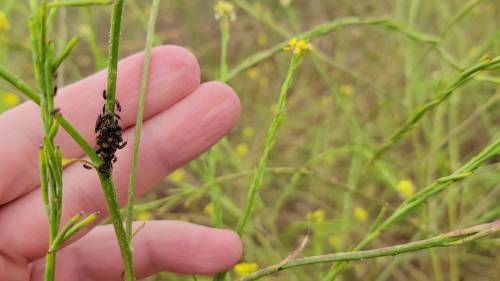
[104,0,124,113]
[233,0,290,37]
[52,36,79,70]
[126,0,160,241]
[236,221,500,281]
[132,167,296,213]
[101,0,135,280]
[236,54,305,235]
[29,3,64,280]
[219,16,230,81]
[84,7,106,70]
[370,56,500,163]
[210,4,235,232]
[207,149,223,227]
[211,11,234,281]
[410,0,482,75]
[59,212,99,244]
[210,150,225,281]
[100,175,134,280]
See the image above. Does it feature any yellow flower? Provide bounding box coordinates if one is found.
[397,179,415,199]
[354,206,368,221]
[136,211,153,221]
[307,209,326,223]
[339,84,354,96]
[283,37,311,56]
[214,1,236,21]
[235,143,249,157]
[204,202,214,216]
[234,262,258,277]
[61,159,78,167]
[280,0,292,7]
[169,169,185,183]
[242,126,255,138]
[246,67,259,79]
[257,33,268,46]
[0,11,11,32]
[1,92,20,107]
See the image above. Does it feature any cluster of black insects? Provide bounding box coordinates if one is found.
[83,90,126,177]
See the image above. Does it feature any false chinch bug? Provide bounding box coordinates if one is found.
[92,90,127,177]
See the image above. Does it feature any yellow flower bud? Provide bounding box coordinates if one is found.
[234,262,258,277]
[214,1,236,21]
[1,92,20,107]
[136,211,153,221]
[283,37,311,57]
[0,11,11,32]
[242,126,255,138]
[354,206,368,221]
[397,179,415,199]
[307,209,326,223]
[235,143,249,157]
[169,169,185,183]
[204,203,214,216]
[339,84,354,96]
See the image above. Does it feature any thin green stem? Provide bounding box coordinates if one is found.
[101,0,135,280]
[237,221,500,281]
[126,0,160,241]
[233,0,290,37]
[370,56,500,163]
[29,3,64,280]
[236,53,305,235]
[219,16,230,81]
[52,36,79,70]
[207,149,223,227]
[210,1,234,231]
[100,175,134,280]
[84,7,106,70]
[58,212,99,245]
[211,10,234,281]
[104,0,124,113]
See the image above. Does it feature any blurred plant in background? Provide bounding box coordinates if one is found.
[0,0,499,280]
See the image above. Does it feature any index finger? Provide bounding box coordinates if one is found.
[0,45,200,205]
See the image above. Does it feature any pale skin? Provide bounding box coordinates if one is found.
[0,46,243,280]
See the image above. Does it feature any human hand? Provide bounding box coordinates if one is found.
[0,46,242,281]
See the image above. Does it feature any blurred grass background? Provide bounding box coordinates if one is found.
[0,0,499,280]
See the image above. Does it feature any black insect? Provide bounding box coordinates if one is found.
[116,100,122,112]
[100,90,122,117]
[53,85,58,97]
[51,108,60,116]
[83,163,93,170]
[118,140,127,149]
[93,89,126,177]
